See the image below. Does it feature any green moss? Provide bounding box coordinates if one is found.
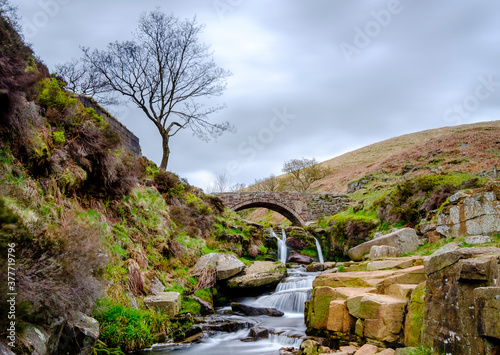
[52,130,66,144]
[37,78,77,110]
[405,282,426,347]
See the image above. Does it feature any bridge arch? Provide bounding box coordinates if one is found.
[231,200,305,226]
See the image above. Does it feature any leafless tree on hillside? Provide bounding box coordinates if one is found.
[281,157,330,192]
[59,10,233,170]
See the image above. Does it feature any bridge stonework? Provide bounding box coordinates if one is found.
[217,192,349,226]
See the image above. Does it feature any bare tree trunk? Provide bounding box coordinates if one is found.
[160,135,170,171]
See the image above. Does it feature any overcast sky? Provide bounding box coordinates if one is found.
[16,0,500,189]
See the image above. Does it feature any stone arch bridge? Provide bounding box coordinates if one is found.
[216,192,349,226]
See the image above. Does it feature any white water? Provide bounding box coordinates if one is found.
[150,266,319,354]
[270,228,287,263]
[313,237,324,264]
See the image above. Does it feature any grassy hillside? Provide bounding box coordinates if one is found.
[0,15,273,353]
[314,120,500,193]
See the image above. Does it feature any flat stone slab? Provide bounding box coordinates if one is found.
[313,265,425,289]
[348,228,419,261]
[144,291,181,316]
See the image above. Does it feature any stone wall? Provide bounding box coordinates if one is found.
[78,96,141,156]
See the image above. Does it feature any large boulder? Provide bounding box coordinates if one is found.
[58,312,99,355]
[226,261,286,288]
[347,228,419,261]
[144,291,181,316]
[346,294,406,342]
[422,244,500,355]
[436,186,500,237]
[191,253,245,280]
[368,245,399,260]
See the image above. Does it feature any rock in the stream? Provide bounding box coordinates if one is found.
[191,253,245,280]
[192,295,215,315]
[241,326,270,342]
[288,250,314,264]
[226,261,287,288]
[231,302,284,317]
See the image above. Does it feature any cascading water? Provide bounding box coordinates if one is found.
[149,230,320,355]
[270,228,287,263]
[313,237,324,264]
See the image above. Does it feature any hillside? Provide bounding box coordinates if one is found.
[244,121,499,225]
[313,120,500,193]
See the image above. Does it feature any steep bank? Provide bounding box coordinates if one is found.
[0,16,277,354]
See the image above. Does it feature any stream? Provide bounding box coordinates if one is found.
[147,265,319,355]
[144,229,322,355]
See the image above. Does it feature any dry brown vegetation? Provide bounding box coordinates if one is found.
[313,121,500,193]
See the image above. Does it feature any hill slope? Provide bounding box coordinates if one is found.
[313,120,500,193]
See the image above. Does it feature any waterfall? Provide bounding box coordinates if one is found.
[313,237,324,264]
[270,228,287,263]
[252,266,315,314]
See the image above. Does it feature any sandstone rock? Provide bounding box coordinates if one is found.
[60,312,99,355]
[425,230,442,243]
[355,319,364,337]
[231,302,284,317]
[423,242,460,275]
[249,244,259,258]
[286,236,307,249]
[474,287,500,339]
[16,323,49,355]
[353,343,378,355]
[192,295,215,315]
[327,299,356,333]
[192,253,245,280]
[436,189,500,237]
[404,282,426,347]
[347,294,406,342]
[366,258,413,271]
[386,284,416,300]
[226,261,286,288]
[423,249,500,355]
[339,345,359,355]
[347,228,419,261]
[248,326,269,340]
[377,350,395,355]
[306,286,337,329]
[368,245,399,260]
[149,276,165,295]
[313,266,425,290]
[459,256,495,281]
[288,250,314,264]
[144,292,181,316]
[299,339,320,355]
[306,262,325,272]
[465,235,492,245]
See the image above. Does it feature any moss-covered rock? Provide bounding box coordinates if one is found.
[404,281,426,347]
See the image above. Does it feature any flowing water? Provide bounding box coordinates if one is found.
[148,266,319,355]
[270,228,288,264]
[313,237,324,264]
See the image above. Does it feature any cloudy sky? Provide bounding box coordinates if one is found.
[16,0,500,189]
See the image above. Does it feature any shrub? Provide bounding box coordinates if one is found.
[326,214,379,259]
[37,77,77,111]
[52,130,65,144]
[375,174,484,225]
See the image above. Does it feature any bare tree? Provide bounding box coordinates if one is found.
[281,157,330,192]
[206,172,245,193]
[55,59,120,106]
[68,10,233,170]
[250,174,280,191]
